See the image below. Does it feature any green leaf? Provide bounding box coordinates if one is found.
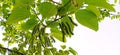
[0,6,2,16]
[75,9,98,31]
[73,0,83,8]
[15,0,34,6]
[0,44,3,47]
[0,0,3,3]
[62,0,69,5]
[38,2,57,18]
[7,7,30,24]
[44,48,52,55]
[46,21,59,28]
[21,18,38,30]
[114,0,117,3]
[69,47,77,55]
[2,4,9,8]
[37,42,42,54]
[61,45,66,49]
[12,47,18,51]
[84,0,115,11]
[50,48,57,54]
[50,28,64,42]
[60,0,83,15]
[59,2,73,15]
[86,5,100,17]
[0,50,6,55]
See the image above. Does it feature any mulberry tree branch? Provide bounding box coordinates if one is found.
[0,46,25,55]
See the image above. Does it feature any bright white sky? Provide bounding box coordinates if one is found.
[66,18,120,55]
[0,0,120,55]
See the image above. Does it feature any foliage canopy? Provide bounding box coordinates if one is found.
[0,0,119,55]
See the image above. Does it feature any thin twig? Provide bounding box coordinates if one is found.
[32,8,46,27]
[50,0,61,5]
[0,46,25,55]
[44,15,66,28]
[58,0,71,11]
[32,8,41,21]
